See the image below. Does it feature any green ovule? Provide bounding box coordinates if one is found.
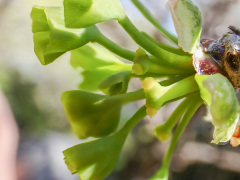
[61,90,122,139]
[64,0,126,28]
[61,89,145,139]
[31,6,99,65]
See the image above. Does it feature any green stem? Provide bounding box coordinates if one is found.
[133,55,194,76]
[118,17,193,70]
[132,74,191,85]
[145,75,199,109]
[118,16,170,61]
[122,105,147,132]
[131,73,169,79]
[154,95,194,141]
[159,75,191,86]
[162,95,203,170]
[149,94,202,180]
[110,89,145,103]
[155,93,198,135]
[95,32,135,61]
[147,57,194,75]
[160,75,199,105]
[142,32,189,56]
[131,0,178,44]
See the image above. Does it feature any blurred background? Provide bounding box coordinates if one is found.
[0,0,240,179]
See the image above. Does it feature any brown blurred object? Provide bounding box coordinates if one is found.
[230,125,240,147]
[172,141,240,173]
[201,0,239,39]
[0,90,19,180]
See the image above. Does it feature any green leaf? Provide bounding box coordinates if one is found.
[168,0,202,53]
[63,106,146,180]
[195,73,240,144]
[31,6,99,65]
[63,0,126,28]
[99,71,132,95]
[70,44,132,91]
[61,90,122,139]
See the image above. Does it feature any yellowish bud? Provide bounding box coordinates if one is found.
[142,77,156,91]
[155,129,172,141]
[146,107,158,118]
[136,47,146,57]
[132,63,144,75]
